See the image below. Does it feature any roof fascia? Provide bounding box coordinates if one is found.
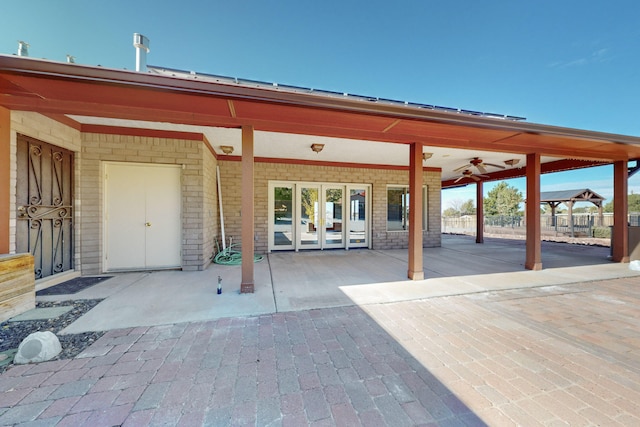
[2,55,640,147]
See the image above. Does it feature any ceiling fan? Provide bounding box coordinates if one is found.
[454,157,505,175]
[454,169,488,183]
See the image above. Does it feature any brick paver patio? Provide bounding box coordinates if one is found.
[1,277,639,426]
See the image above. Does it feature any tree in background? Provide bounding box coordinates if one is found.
[484,182,523,216]
[460,199,476,215]
[443,207,459,218]
[630,193,640,212]
[443,198,475,217]
[604,193,640,213]
[447,199,465,215]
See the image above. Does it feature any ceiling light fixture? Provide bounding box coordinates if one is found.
[220,146,234,154]
[423,152,433,161]
[504,159,520,166]
[311,143,324,153]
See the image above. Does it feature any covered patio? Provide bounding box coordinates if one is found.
[2,54,640,296]
[45,235,640,334]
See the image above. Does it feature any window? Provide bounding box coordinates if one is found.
[387,186,428,231]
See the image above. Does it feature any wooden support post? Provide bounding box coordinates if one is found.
[476,181,484,244]
[525,153,542,270]
[597,204,603,227]
[407,143,424,280]
[241,125,255,292]
[612,160,629,263]
[0,106,10,254]
[567,201,574,237]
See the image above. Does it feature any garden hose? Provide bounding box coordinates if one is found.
[213,242,264,265]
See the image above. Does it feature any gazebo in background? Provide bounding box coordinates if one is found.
[540,189,605,236]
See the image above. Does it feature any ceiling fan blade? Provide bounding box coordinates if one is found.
[453,164,470,172]
[484,163,506,169]
[477,174,489,178]
[471,175,481,181]
[476,164,488,174]
[454,176,465,183]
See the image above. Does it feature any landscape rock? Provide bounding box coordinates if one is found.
[14,331,62,364]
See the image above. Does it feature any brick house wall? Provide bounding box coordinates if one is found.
[218,160,441,254]
[80,133,218,273]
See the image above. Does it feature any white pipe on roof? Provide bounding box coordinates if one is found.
[133,33,150,72]
[18,41,29,57]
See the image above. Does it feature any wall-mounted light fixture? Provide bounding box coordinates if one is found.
[220,146,234,155]
[423,152,433,161]
[311,143,324,153]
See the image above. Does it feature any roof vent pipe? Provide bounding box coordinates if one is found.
[18,41,29,57]
[133,33,150,72]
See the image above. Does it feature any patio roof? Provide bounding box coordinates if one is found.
[1,54,640,184]
[540,189,606,204]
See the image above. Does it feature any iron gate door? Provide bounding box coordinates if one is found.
[16,135,74,279]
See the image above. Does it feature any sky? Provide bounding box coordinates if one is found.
[2,0,639,210]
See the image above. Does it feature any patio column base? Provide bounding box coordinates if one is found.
[241,283,254,293]
[525,262,542,271]
[408,270,424,280]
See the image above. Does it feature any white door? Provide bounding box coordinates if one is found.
[268,181,371,252]
[297,184,322,249]
[105,163,182,271]
[269,183,295,250]
[322,185,345,249]
[346,185,369,248]
[298,184,348,250]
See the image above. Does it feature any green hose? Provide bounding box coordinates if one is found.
[213,243,264,265]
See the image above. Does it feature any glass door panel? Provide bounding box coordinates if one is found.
[272,184,294,250]
[299,185,320,248]
[348,187,368,247]
[323,187,344,248]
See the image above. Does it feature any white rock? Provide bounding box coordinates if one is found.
[14,331,62,364]
[630,260,640,271]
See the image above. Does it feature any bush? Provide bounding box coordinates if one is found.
[592,226,611,239]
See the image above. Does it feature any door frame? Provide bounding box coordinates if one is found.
[268,181,371,252]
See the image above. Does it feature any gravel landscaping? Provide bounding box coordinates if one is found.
[0,299,104,373]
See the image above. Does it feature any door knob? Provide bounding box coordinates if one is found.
[145,222,152,227]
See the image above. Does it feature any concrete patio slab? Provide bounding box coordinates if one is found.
[8,306,73,322]
[60,260,275,334]
[271,235,636,311]
[47,234,640,334]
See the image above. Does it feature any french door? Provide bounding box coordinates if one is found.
[269,182,370,251]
